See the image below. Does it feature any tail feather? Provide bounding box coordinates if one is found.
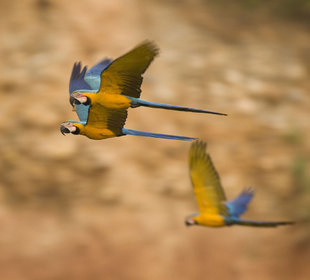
[232,218,294,227]
[132,98,227,116]
[122,128,196,141]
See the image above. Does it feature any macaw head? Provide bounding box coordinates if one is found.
[185,214,199,226]
[70,91,90,107]
[60,121,81,136]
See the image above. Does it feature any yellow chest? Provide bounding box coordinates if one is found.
[195,214,226,227]
[81,125,117,140]
[91,93,131,110]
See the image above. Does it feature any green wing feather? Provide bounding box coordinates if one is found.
[189,141,228,216]
[99,41,159,98]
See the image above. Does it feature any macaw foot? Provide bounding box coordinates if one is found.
[130,103,140,108]
[125,96,140,108]
[70,92,89,106]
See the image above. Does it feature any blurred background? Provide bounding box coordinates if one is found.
[0,0,309,279]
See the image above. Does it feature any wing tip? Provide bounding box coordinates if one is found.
[143,39,159,52]
[136,40,160,58]
[189,140,207,162]
[189,139,222,183]
[242,187,256,196]
[70,61,88,80]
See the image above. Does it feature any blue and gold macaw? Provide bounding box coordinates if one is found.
[185,141,294,227]
[60,42,196,140]
[60,41,225,140]
[68,41,227,115]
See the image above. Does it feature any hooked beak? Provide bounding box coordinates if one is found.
[70,95,79,107]
[60,125,69,136]
[185,217,198,227]
[70,92,88,107]
[60,122,76,136]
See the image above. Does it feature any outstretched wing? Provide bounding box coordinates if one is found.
[189,141,228,216]
[98,41,159,98]
[86,103,128,136]
[84,59,112,91]
[69,62,92,94]
[225,188,254,218]
[68,62,92,122]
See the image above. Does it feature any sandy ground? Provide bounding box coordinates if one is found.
[0,0,310,279]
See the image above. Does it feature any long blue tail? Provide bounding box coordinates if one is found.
[230,218,294,227]
[129,98,227,116]
[122,128,197,141]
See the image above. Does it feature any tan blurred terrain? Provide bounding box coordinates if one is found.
[0,0,310,279]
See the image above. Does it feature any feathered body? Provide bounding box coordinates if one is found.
[186,141,294,228]
[61,41,198,141]
[70,41,227,116]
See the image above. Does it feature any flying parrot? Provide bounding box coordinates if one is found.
[185,140,294,227]
[60,41,226,140]
[68,41,227,116]
[60,43,197,140]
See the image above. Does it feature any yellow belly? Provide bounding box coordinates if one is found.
[82,126,118,140]
[195,214,226,227]
[88,92,132,110]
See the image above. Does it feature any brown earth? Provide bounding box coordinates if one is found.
[0,0,310,279]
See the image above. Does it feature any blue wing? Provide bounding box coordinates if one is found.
[225,188,254,218]
[68,63,91,123]
[84,59,112,91]
[69,62,92,94]
[68,59,112,123]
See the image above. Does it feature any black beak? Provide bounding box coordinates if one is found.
[185,218,197,226]
[60,125,70,136]
[70,95,80,107]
